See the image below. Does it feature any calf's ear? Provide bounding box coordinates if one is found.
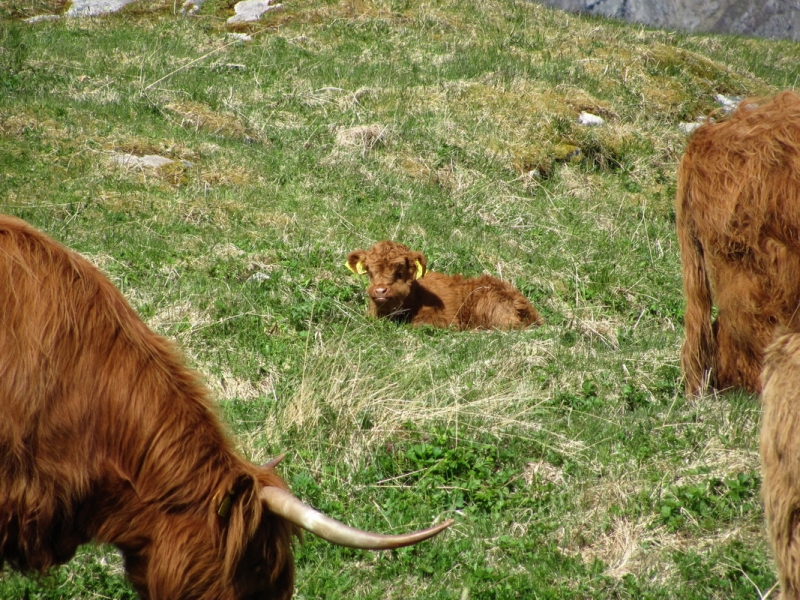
[346,251,367,275]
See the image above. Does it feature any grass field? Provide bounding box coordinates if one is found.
[1,0,798,598]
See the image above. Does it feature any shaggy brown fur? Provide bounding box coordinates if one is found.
[677,91,800,395]
[347,240,542,330]
[0,215,297,599]
[759,331,800,599]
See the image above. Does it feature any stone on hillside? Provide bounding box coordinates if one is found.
[111,153,176,168]
[25,0,137,21]
[24,14,60,23]
[227,33,254,42]
[227,0,283,23]
[679,122,702,135]
[578,112,604,126]
[66,0,137,17]
[715,94,742,113]
[180,0,203,15]
[678,116,711,135]
[679,95,744,136]
[248,272,271,282]
[535,0,800,42]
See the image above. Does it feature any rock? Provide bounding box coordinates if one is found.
[678,122,702,135]
[24,0,140,21]
[180,1,202,15]
[715,93,742,113]
[23,0,273,24]
[227,33,254,42]
[227,0,283,23]
[111,153,176,168]
[24,14,61,23]
[677,95,743,136]
[66,0,137,17]
[578,112,604,126]
[534,0,800,42]
[678,116,711,135]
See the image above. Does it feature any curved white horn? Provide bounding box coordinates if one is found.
[259,486,453,549]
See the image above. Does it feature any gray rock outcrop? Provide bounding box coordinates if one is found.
[534,0,800,41]
[24,0,281,23]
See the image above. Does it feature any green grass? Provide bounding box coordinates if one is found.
[0,0,793,597]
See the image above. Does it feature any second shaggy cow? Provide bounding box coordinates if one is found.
[760,331,800,600]
[677,91,800,395]
[346,241,542,330]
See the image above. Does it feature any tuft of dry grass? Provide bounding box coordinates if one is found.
[262,329,568,465]
[334,124,389,152]
[164,101,259,141]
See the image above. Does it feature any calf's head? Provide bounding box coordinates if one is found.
[347,241,427,315]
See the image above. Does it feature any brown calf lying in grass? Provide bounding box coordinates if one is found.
[347,240,542,330]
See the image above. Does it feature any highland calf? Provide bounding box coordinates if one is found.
[0,215,451,600]
[759,331,800,599]
[346,240,542,330]
[677,91,800,395]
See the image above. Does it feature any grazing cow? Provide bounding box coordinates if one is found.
[677,91,800,395]
[346,240,542,330]
[759,330,800,599]
[0,215,451,600]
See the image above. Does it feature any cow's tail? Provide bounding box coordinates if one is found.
[676,154,717,396]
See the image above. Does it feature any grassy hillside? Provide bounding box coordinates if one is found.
[1,0,797,598]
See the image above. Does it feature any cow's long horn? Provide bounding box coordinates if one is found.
[259,486,453,549]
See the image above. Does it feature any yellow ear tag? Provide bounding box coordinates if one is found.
[414,260,425,279]
[345,261,367,275]
[217,490,234,518]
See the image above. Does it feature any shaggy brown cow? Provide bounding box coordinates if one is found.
[677,91,800,395]
[759,330,800,599]
[0,215,451,600]
[346,240,542,330]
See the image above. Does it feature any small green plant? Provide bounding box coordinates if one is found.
[366,428,536,515]
[659,472,761,532]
